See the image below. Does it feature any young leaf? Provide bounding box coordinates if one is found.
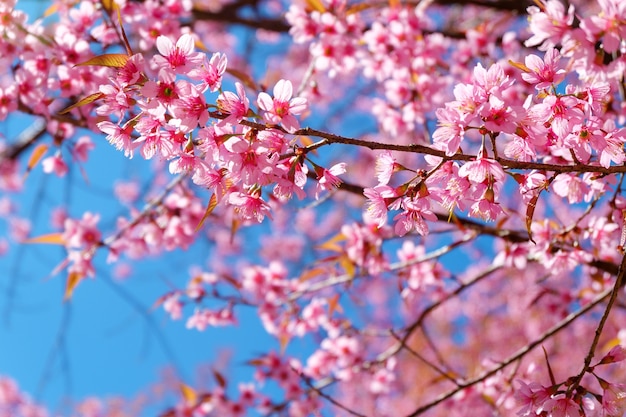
[23,143,49,179]
[64,271,83,301]
[179,383,197,405]
[43,2,59,17]
[225,68,259,91]
[24,233,65,245]
[298,267,326,282]
[59,92,105,115]
[316,232,345,252]
[328,293,343,316]
[508,59,531,73]
[305,0,326,12]
[525,193,540,244]
[101,0,115,14]
[279,333,290,354]
[195,193,217,232]
[75,54,129,68]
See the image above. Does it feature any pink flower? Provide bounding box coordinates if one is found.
[602,382,626,417]
[458,154,505,189]
[97,121,136,158]
[541,394,580,417]
[433,106,466,156]
[514,380,550,416]
[257,79,307,133]
[375,150,396,185]
[580,0,626,54]
[42,154,69,177]
[363,185,395,228]
[470,190,504,221]
[73,136,94,162]
[521,48,566,90]
[116,53,145,86]
[63,212,101,249]
[0,85,17,121]
[315,162,346,198]
[152,33,203,76]
[393,197,436,237]
[217,82,250,126]
[188,52,227,93]
[599,345,626,365]
[525,0,575,49]
[228,190,272,223]
[170,81,209,132]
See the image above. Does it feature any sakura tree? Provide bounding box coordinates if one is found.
[1,0,626,415]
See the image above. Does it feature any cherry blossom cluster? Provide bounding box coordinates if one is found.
[90,31,351,230]
[516,346,626,416]
[0,377,47,417]
[4,0,626,416]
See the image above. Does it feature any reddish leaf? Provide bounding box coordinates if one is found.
[213,369,227,388]
[525,193,540,244]
[542,346,556,386]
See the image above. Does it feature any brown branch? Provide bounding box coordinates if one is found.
[191,0,290,33]
[432,0,534,14]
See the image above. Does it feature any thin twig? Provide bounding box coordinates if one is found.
[404,284,614,416]
[567,253,626,395]
[298,369,367,417]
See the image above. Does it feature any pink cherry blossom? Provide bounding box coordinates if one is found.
[541,394,580,417]
[41,154,69,177]
[315,162,346,198]
[97,121,136,158]
[152,33,203,77]
[257,79,307,133]
[521,48,566,90]
[525,0,575,49]
[217,82,250,126]
[188,52,227,93]
[228,190,272,223]
[602,382,626,417]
